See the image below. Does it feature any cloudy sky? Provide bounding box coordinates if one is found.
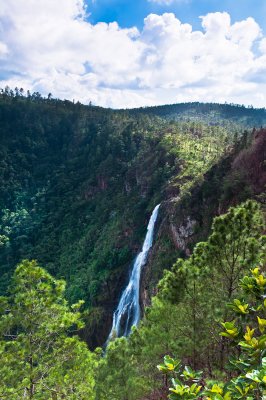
[0,0,266,108]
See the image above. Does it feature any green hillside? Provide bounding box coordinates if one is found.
[129,102,266,127]
[0,90,265,347]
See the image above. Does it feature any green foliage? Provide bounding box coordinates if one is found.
[95,297,186,399]
[160,266,266,399]
[0,92,173,309]
[160,200,265,304]
[0,260,96,399]
[1,90,254,345]
[0,234,8,246]
[96,336,149,400]
[160,122,230,196]
[96,200,265,398]
[158,357,202,399]
[1,89,266,398]
[132,102,266,128]
[157,201,265,371]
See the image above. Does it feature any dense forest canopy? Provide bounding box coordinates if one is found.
[0,88,265,346]
[0,200,265,399]
[128,102,266,127]
[0,87,265,399]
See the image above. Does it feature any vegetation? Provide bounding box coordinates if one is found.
[130,102,266,128]
[1,88,262,345]
[95,200,266,399]
[0,260,96,399]
[159,265,266,399]
[0,194,265,399]
[0,88,265,398]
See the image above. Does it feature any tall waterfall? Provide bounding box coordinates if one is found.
[108,204,160,341]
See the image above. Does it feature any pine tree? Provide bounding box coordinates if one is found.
[0,260,96,399]
[159,200,265,370]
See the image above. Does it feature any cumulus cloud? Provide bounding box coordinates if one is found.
[0,1,265,108]
[259,38,266,53]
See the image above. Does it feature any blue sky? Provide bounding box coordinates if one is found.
[0,0,266,108]
[87,0,266,34]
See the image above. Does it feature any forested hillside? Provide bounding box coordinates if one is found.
[98,199,265,399]
[130,102,266,127]
[1,201,265,399]
[0,89,265,399]
[0,89,265,350]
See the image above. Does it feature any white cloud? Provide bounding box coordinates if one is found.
[148,0,177,4]
[259,38,266,53]
[0,1,265,108]
[0,42,8,58]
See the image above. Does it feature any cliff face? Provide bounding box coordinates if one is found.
[140,128,266,316]
[0,93,265,347]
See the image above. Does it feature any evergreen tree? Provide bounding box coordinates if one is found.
[0,260,96,399]
[159,200,265,370]
[158,266,266,399]
[96,336,148,400]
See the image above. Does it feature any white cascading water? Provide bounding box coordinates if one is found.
[108,204,160,341]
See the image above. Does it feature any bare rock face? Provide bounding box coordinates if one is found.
[140,201,197,312]
[170,217,196,255]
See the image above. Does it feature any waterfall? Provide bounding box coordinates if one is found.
[107,204,160,341]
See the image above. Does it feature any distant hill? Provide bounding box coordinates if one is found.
[128,102,266,127]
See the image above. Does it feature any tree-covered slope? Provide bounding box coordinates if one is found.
[129,102,266,128]
[0,90,265,346]
[0,95,171,308]
[1,199,265,399]
[141,127,266,304]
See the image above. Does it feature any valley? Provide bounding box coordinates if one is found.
[0,89,265,399]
